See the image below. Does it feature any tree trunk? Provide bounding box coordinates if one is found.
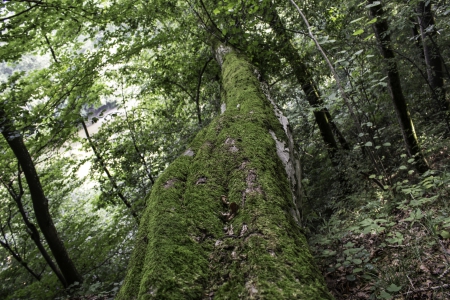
[81,119,140,223]
[264,10,349,161]
[117,48,332,299]
[416,0,448,112]
[0,109,83,287]
[368,0,429,174]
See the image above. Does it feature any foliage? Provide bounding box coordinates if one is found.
[0,0,449,298]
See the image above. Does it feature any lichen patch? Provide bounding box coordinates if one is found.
[245,281,258,298]
[245,169,262,195]
[163,178,179,189]
[224,137,239,153]
[183,148,195,157]
[195,177,207,185]
[221,103,226,114]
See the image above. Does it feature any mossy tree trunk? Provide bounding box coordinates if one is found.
[368,0,429,174]
[117,48,333,299]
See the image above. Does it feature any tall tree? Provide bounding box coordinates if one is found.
[0,171,68,286]
[0,108,83,287]
[368,0,429,174]
[263,8,350,161]
[416,0,448,112]
[117,47,332,299]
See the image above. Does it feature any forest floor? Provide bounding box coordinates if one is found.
[309,154,450,300]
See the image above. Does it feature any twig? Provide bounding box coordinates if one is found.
[406,275,415,289]
[438,239,450,264]
[403,284,449,295]
[439,268,450,279]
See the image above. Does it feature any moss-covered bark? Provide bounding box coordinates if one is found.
[117,49,333,299]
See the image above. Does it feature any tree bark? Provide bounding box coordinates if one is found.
[416,0,448,112]
[368,0,429,174]
[117,48,332,299]
[0,108,83,287]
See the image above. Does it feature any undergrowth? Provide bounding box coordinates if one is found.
[307,161,450,299]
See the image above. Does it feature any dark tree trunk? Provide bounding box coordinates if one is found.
[264,9,350,161]
[117,47,332,299]
[6,184,68,286]
[0,109,83,287]
[81,119,139,223]
[416,0,448,112]
[368,0,429,174]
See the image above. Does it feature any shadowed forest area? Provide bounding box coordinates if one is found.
[0,0,449,299]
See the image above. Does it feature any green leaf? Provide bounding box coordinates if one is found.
[344,242,355,248]
[366,1,381,9]
[386,284,402,292]
[379,290,392,299]
[383,142,391,146]
[364,142,373,147]
[350,17,364,24]
[440,230,450,239]
[353,29,364,36]
[346,274,356,281]
[366,17,377,25]
[364,33,375,41]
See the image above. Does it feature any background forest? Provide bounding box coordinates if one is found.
[0,0,449,299]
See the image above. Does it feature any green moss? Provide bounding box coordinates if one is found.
[116,50,333,300]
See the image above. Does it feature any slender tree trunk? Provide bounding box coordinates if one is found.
[6,184,68,287]
[416,0,448,112]
[264,9,349,161]
[0,218,42,282]
[117,47,332,299]
[0,109,83,287]
[368,0,429,174]
[80,119,139,223]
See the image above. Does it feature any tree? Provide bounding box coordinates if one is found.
[0,107,83,287]
[3,0,450,298]
[263,8,350,162]
[117,47,332,299]
[368,0,429,174]
[416,0,448,113]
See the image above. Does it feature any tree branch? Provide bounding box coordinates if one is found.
[80,118,140,223]
[0,4,40,22]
